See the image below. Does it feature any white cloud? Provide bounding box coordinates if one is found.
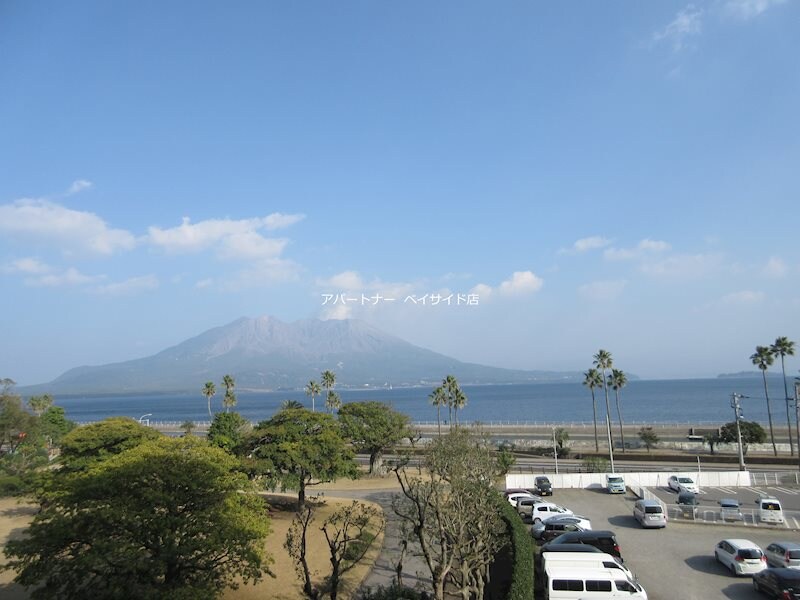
[195,278,214,289]
[66,179,93,195]
[578,280,627,301]
[27,267,102,287]
[4,257,51,275]
[0,199,136,255]
[263,212,305,230]
[652,5,703,52]
[763,256,788,278]
[320,271,365,291]
[640,253,723,279]
[498,271,544,295]
[724,0,786,19]
[218,232,288,261]
[95,275,159,296]
[470,283,493,299]
[321,302,354,320]
[559,236,611,255]
[721,290,765,305]
[604,239,672,261]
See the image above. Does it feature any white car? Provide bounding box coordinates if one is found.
[667,475,699,494]
[714,539,767,576]
[530,502,573,524]
[506,492,537,507]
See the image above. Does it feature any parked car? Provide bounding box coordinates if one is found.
[542,551,636,581]
[605,474,625,494]
[757,496,785,524]
[676,491,699,518]
[530,502,573,524]
[667,475,699,494]
[542,565,647,599]
[533,516,593,543]
[753,567,800,598]
[714,539,767,576]
[719,498,744,522]
[538,543,604,554]
[633,499,667,528]
[535,476,553,496]
[506,492,537,507]
[544,530,623,561]
[516,496,544,519]
[764,542,800,569]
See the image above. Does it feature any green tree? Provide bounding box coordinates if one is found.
[305,380,321,413]
[222,375,236,413]
[751,345,778,456]
[3,437,271,600]
[203,381,216,418]
[428,386,447,436]
[58,417,161,472]
[771,336,796,456]
[338,402,411,474]
[554,427,570,457]
[582,368,603,452]
[719,420,767,455]
[242,408,357,508]
[704,431,721,455]
[282,399,305,411]
[38,406,76,448]
[0,392,36,455]
[593,349,615,467]
[181,420,196,436]
[207,411,251,452]
[638,427,659,453]
[609,368,628,452]
[325,391,342,413]
[27,394,53,417]
[321,370,336,413]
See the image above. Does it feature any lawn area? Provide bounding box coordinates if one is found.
[0,492,385,600]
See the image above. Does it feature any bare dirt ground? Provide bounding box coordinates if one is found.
[0,490,387,600]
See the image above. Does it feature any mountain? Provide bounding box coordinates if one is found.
[20,316,585,395]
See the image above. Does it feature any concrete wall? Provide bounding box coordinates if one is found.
[506,470,752,491]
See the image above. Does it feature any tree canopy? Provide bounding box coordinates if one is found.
[242,407,357,508]
[338,401,410,474]
[58,417,161,472]
[207,411,251,452]
[3,437,271,600]
[719,420,767,455]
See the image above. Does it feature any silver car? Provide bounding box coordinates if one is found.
[765,542,800,569]
[633,499,667,528]
[719,498,744,522]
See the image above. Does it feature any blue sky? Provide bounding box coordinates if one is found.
[1,1,799,385]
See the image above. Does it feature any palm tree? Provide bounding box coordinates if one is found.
[443,374,459,430]
[771,336,796,456]
[751,345,778,456]
[429,386,447,436]
[609,369,628,452]
[305,380,321,412]
[582,369,603,452]
[593,349,615,472]
[222,374,236,414]
[325,391,342,413]
[281,399,304,411]
[452,388,467,427]
[321,370,336,412]
[202,381,216,418]
[181,420,195,436]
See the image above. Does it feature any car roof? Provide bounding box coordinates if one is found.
[765,568,800,581]
[770,542,800,549]
[719,498,740,505]
[722,539,760,548]
[550,530,616,541]
[540,543,603,553]
[638,499,662,506]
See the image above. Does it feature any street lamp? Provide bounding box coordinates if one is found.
[730,394,746,472]
[138,413,152,427]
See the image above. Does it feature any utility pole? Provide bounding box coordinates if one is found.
[553,427,559,474]
[731,394,746,472]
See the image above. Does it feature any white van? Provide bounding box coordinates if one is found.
[543,566,648,599]
[757,496,784,524]
[542,551,636,581]
[605,474,625,494]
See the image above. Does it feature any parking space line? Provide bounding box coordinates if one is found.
[715,486,736,494]
[770,486,799,495]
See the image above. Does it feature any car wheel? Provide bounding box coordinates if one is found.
[752,579,760,592]
[729,563,736,576]
[533,518,542,524]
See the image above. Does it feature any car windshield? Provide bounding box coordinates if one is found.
[608,477,623,483]
[720,500,739,508]
[678,478,693,484]
[788,550,800,559]
[738,549,762,559]
[762,502,781,510]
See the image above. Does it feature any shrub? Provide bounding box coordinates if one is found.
[497,498,534,600]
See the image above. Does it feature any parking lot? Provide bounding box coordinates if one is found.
[539,488,800,600]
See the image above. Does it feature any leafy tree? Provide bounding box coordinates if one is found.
[751,345,777,456]
[3,437,271,600]
[207,411,251,452]
[203,381,216,418]
[719,420,767,455]
[441,375,468,428]
[0,392,36,454]
[771,336,796,456]
[593,349,615,466]
[338,401,411,474]
[428,386,447,436]
[38,406,76,448]
[582,368,603,452]
[325,391,342,413]
[282,399,305,411]
[609,369,628,452]
[222,374,236,413]
[243,408,357,508]
[181,420,196,436]
[58,417,161,472]
[27,394,53,417]
[638,427,659,453]
[704,431,721,455]
[321,370,336,413]
[582,456,609,473]
[305,380,321,412]
[554,427,570,457]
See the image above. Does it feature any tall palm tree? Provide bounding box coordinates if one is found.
[222,374,236,414]
[443,374,459,430]
[202,381,216,418]
[429,386,447,436]
[582,369,603,452]
[609,369,628,453]
[771,336,796,456]
[321,370,336,412]
[305,380,321,412]
[281,399,304,411]
[751,345,778,456]
[593,349,615,472]
[453,388,467,427]
[325,391,342,413]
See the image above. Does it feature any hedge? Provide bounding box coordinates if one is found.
[497,498,535,599]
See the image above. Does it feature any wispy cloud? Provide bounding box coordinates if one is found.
[4,257,51,275]
[0,199,136,255]
[559,236,611,255]
[263,212,306,230]
[604,239,672,261]
[498,271,544,295]
[578,280,627,302]
[66,179,93,195]
[27,267,103,287]
[94,275,159,295]
[763,256,788,278]
[721,290,765,305]
[652,5,703,52]
[639,252,723,279]
[723,0,787,20]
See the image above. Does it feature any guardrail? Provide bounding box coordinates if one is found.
[664,503,800,529]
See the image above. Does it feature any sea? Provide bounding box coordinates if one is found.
[50,378,799,426]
